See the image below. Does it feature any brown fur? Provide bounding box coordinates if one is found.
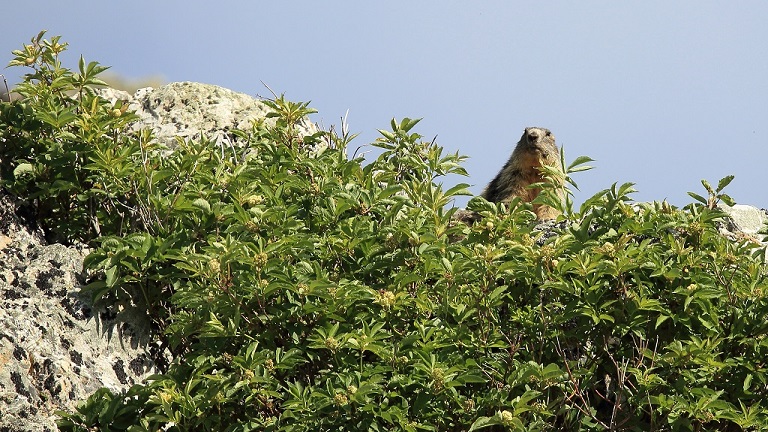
[481,127,563,219]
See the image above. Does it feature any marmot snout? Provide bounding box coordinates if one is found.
[481,127,563,220]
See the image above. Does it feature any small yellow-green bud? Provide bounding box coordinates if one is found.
[253,252,268,267]
[208,259,221,273]
[325,337,340,352]
[376,290,396,309]
[500,410,515,426]
[333,393,348,406]
[264,359,275,371]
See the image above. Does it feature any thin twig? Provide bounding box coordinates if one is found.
[259,80,278,101]
[555,336,611,429]
[603,338,632,429]
[0,74,10,102]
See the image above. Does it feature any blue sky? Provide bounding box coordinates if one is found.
[4,2,767,209]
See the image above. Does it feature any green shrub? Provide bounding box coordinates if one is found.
[2,32,768,432]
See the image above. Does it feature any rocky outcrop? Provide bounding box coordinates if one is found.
[98,81,319,151]
[719,203,768,262]
[719,204,768,235]
[0,193,160,432]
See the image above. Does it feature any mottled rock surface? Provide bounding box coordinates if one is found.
[719,203,768,235]
[719,203,768,262]
[0,193,161,432]
[99,81,319,150]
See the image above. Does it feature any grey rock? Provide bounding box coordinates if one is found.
[99,81,320,151]
[718,203,768,235]
[718,203,768,262]
[0,193,162,431]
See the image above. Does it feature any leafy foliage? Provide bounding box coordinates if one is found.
[2,33,768,432]
[0,30,136,243]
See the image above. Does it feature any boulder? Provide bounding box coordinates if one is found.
[719,203,768,235]
[718,203,768,262]
[0,193,160,432]
[99,81,319,150]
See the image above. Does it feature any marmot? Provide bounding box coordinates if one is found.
[481,127,563,219]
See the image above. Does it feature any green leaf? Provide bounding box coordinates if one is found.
[716,175,734,192]
[192,197,211,213]
[567,155,594,173]
[655,314,671,329]
[444,182,471,198]
[12,162,36,181]
[688,192,707,205]
[468,415,500,431]
[457,374,487,384]
[719,193,736,206]
[744,373,753,392]
[105,266,118,288]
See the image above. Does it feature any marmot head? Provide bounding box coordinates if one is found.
[518,127,557,160]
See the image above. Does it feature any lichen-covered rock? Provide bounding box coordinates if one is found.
[719,203,768,235]
[0,193,162,431]
[99,81,319,150]
[718,203,768,262]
